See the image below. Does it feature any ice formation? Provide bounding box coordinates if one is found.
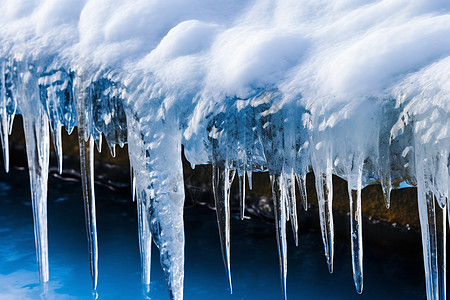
[1,0,449,299]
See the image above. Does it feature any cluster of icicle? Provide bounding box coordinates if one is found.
[1,0,450,299]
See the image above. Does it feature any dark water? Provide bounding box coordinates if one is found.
[0,167,426,300]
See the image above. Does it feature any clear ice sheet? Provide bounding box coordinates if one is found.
[1,1,450,300]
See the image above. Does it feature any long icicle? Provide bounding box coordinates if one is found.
[416,147,446,300]
[51,123,63,174]
[135,171,152,289]
[315,168,334,273]
[75,76,99,291]
[239,170,246,220]
[78,134,99,291]
[0,62,10,173]
[270,174,288,300]
[17,62,50,284]
[284,170,298,246]
[295,173,308,211]
[347,156,364,294]
[22,114,50,283]
[212,161,236,293]
[438,204,446,300]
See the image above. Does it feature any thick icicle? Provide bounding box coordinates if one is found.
[212,161,236,293]
[295,173,308,211]
[126,101,186,299]
[416,148,447,300]
[270,174,288,300]
[314,168,334,273]
[17,65,50,283]
[22,115,50,283]
[75,76,99,290]
[346,157,364,294]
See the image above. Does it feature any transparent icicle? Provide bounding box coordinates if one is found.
[238,171,246,220]
[247,169,253,190]
[212,162,236,293]
[78,135,99,290]
[95,133,102,153]
[380,177,392,210]
[130,165,136,202]
[346,157,364,294]
[75,76,99,291]
[434,151,448,210]
[378,106,392,209]
[270,174,288,300]
[109,142,116,158]
[315,168,334,273]
[295,173,308,211]
[284,171,298,246]
[51,123,63,174]
[16,63,50,284]
[416,148,447,300]
[22,114,50,283]
[0,62,10,173]
[135,174,152,288]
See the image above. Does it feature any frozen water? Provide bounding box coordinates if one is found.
[1,1,449,300]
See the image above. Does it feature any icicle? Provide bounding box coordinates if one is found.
[212,162,236,293]
[16,62,50,284]
[75,75,99,291]
[378,105,393,209]
[22,114,50,283]
[346,157,364,294]
[130,165,136,202]
[295,173,308,211]
[77,135,99,290]
[380,179,392,209]
[0,63,9,173]
[0,112,9,173]
[136,179,152,287]
[416,148,447,300]
[109,142,116,158]
[95,133,102,153]
[51,123,63,174]
[247,169,253,190]
[270,174,288,300]
[314,169,334,273]
[284,171,298,246]
[238,171,246,220]
[126,107,186,300]
[434,151,448,210]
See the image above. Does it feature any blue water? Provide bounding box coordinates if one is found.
[0,167,425,300]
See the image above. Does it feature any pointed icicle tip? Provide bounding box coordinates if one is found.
[212,162,235,294]
[314,170,334,274]
[381,180,391,209]
[270,174,288,300]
